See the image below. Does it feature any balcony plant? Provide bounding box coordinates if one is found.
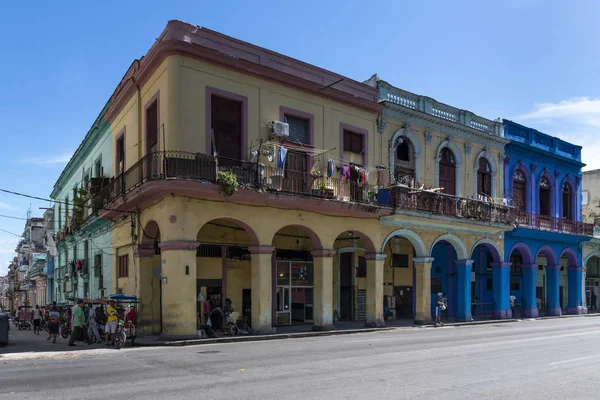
[71,188,89,231]
[217,171,239,196]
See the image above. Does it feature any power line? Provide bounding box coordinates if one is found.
[0,213,28,221]
[0,227,22,237]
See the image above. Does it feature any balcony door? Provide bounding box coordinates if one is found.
[562,182,573,220]
[211,95,242,167]
[439,148,456,196]
[539,177,551,217]
[512,170,527,212]
[282,151,307,193]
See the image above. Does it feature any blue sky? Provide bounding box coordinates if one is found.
[0,0,599,274]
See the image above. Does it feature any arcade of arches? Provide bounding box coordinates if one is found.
[107,196,582,339]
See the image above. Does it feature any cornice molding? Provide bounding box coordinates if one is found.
[381,104,508,149]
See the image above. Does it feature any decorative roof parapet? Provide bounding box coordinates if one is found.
[503,119,582,163]
[376,80,504,139]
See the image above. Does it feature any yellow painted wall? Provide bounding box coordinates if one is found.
[382,118,505,199]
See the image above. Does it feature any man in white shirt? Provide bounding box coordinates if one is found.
[509,293,516,318]
[87,304,103,343]
[32,305,42,335]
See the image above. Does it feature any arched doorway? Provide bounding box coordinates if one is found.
[137,220,162,335]
[394,137,416,186]
[560,247,582,314]
[333,230,376,322]
[562,181,574,221]
[539,176,552,218]
[586,254,600,312]
[196,218,258,332]
[512,169,527,212]
[471,240,501,318]
[536,246,559,316]
[272,225,320,326]
[430,235,468,320]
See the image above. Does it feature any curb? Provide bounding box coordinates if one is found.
[132,313,600,348]
[133,327,396,347]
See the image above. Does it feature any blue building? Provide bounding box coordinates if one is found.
[501,120,592,318]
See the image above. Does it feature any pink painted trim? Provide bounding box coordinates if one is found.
[158,241,200,251]
[311,249,336,258]
[545,264,561,271]
[455,260,474,267]
[136,248,155,257]
[205,86,248,160]
[567,266,583,272]
[279,106,314,147]
[144,90,160,156]
[490,262,512,268]
[536,245,557,266]
[248,246,275,254]
[339,123,369,167]
[115,127,126,175]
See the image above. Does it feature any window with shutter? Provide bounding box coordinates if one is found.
[284,115,309,144]
[146,101,158,153]
[477,157,492,196]
[343,130,363,154]
[539,176,551,216]
[562,182,573,220]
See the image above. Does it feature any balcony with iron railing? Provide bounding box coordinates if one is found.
[515,212,593,236]
[96,151,527,227]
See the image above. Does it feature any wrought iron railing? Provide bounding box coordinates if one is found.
[390,186,517,225]
[516,212,593,236]
[99,151,379,207]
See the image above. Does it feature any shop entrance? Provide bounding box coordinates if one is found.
[276,259,314,325]
[339,252,353,321]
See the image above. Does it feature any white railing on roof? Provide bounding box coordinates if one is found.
[380,82,503,137]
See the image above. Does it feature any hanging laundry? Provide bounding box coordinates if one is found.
[342,164,351,182]
[350,166,359,183]
[76,259,83,272]
[327,159,335,178]
[276,146,288,169]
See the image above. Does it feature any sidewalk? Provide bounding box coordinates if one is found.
[133,316,519,348]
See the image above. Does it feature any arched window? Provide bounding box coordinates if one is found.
[477,157,492,196]
[439,147,456,195]
[539,176,551,217]
[512,169,527,211]
[562,182,573,220]
[394,137,415,186]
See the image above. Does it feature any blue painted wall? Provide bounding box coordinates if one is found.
[431,241,457,318]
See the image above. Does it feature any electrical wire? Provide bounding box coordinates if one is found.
[0,227,22,237]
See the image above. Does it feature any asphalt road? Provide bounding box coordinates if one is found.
[1,317,600,400]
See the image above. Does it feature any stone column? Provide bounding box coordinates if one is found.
[157,240,199,340]
[455,260,474,322]
[136,247,158,336]
[521,264,539,318]
[567,266,584,315]
[311,249,335,331]
[491,262,512,319]
[546,265,562,316]
[249,246,275,334]
[365,253,386,327]
[413,257,434,324]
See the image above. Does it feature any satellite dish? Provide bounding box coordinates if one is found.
[153,264,162,280]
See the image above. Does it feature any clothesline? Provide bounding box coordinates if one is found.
[255,140,386,174]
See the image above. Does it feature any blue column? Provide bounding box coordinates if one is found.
[492,262,511,319]
[521,264,539,318]
[546,265,561,316]
[455,260,473,322]
[567,266,584,315]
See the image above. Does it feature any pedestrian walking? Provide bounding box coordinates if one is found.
[87,304,103,344]
[32,305,42,335]
[509,293,516,318]
[591,293,597,312]
[104,300,119,347]
[434,293,445,327]
[47,306,60,343]
[69,300,91,346]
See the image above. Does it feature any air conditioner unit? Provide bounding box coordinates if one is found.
[271,121,289,138]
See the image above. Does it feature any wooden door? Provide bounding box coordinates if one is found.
[282,151,306,193]
[339,252,353,321]
[211,95,242,165]
[439,148,456,195]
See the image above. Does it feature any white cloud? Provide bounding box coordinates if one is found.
[512,97,600,171]
[0,202,19,210]
[18,153,72,166]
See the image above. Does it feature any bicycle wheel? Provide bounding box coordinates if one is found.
[61,328,69,339]
[114,332,126,349]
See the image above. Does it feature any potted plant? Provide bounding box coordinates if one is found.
[217,171,239,196]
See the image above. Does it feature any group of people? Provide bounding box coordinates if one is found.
[22,299,135,347]
[199,297,236,338]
